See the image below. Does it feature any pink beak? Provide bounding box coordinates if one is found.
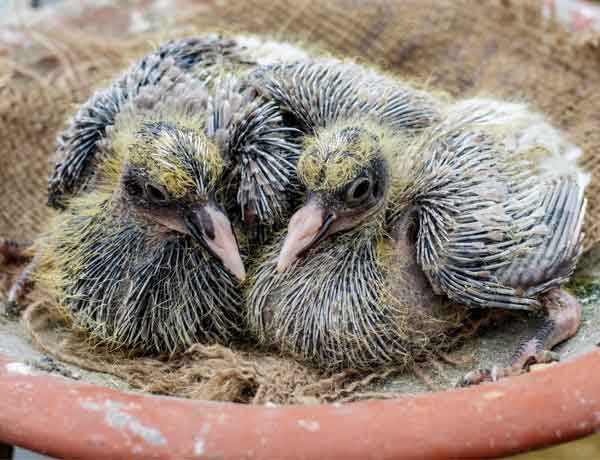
[277,200,328,273]
[186,205,246,282]
[202,206,246,282]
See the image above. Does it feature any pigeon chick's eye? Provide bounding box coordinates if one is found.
[125,179,144,197]
[345,176,373,207]
[145,183,169,204]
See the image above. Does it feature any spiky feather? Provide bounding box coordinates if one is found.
[39,35,311,352]
[389,109,586,311]
[49,35,244,207]
[247,88,586,369]
[251,59,442,133]
[247,222,462,370]
[50,35,304,242]
[37,200,242,353]
[205,75,302,242]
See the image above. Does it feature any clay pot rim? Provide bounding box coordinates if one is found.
[1,349,600,459]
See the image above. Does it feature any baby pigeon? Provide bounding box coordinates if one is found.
[4,35,307,352]
[248,63,587,378]
[247,60,451,369]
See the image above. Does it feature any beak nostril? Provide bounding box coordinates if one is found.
[204,228,215,241]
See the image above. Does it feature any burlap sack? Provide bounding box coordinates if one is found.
[1,0,599,403]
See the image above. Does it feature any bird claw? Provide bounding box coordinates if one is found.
[0,299,23,318]
[457,350,561,387]
[29,357,79,380]
[522,350,560,368]
[457,366,503,387]
[0,238,33,262]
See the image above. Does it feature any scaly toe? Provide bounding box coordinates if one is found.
[459,350,562,387]
[523,350,560,369]
[457,364,532,387]
[29,357,79,380]
[1,300,23,318]
[457,366,501,387]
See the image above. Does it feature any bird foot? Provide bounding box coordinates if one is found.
[29,357,79,380]
[0,299,24,318]
[0,238,33,263]
[457,350,560,387]
[457,288,580,387]
[1,255,38,318]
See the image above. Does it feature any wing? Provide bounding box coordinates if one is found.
[496,176,585,297]
[48,35,244,208]
[251,60,441,134]
[392,126,586,311]
[206,77,302,242]
[445,97,590,188]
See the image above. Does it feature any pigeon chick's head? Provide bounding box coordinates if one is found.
[107,116,245,281]
[277,122,391,272]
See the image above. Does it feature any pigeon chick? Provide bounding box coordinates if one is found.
[49,35,306,243]
[247,94,587,375]
[3,35,307,352]
[36,103,247,352]
[245,60,452,370]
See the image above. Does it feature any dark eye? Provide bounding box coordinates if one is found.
[345,177,373,207]
[145,184,169,203]
[125,179,144,197]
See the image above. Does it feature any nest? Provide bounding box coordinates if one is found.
[1,0,600,404]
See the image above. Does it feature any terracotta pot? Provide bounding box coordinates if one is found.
[1,350,600,460]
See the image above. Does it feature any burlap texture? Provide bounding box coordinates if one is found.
[1,0,599,402]
[24,298,437,403]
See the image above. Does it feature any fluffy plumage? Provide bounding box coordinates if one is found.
[247,70,587,371]
[39,202,243,352]
[29,35,310,352]
[390,113,585,310]
[251,59,441,134]
[246,60,456,369]
[49,35,303,242]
